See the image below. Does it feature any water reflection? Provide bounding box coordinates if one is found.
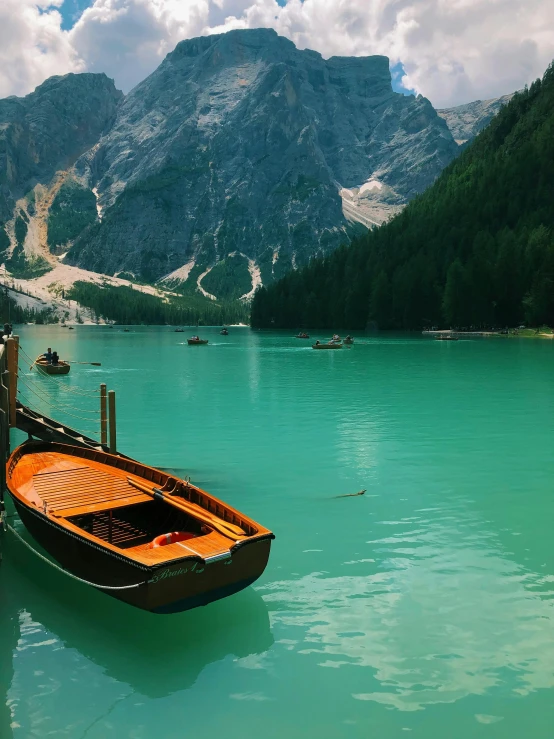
[1,527,273,734]
[261,504,554,712]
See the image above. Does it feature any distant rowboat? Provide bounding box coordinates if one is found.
[6,441,274,614]
[312,342,342,350]
[34,356,70,375]
[188,337,208,345]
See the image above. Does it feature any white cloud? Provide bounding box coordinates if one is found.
[0,0,83,99]
[2,0,554,107]
[68,0,213,92]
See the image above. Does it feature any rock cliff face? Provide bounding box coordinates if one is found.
[0,30,469,297]
[437,94,514,145]
[64,29,459,293]
[0,74,122,223]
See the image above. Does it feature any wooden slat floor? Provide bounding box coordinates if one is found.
[33,467,150,515]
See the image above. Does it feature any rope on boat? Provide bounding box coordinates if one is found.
[16,389,101,438]
[17,373,100,417]
[5,522,147,590]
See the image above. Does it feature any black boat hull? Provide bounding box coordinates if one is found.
[10,497,272,614]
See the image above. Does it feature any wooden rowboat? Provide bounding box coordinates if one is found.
[6,441,274,614]
[34,356,71,375]
[312,342,342,350]
[187,338,208,345]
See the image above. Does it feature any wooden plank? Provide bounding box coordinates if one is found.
[50,493,150,517]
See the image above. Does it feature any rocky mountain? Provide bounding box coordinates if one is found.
[0,73,122,223]
[437,94,513,145]
[62,28,459,297]
[5,29,509,300]
[0,73,122,276]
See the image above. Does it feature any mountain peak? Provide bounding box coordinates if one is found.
[63,30,457,292]
[30,72,122,99]
[167,27,294,65]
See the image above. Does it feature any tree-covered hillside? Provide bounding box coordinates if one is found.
[67,282,248,325]
[251,63,554,330]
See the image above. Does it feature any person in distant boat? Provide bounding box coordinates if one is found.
[51,351,59,365]
[315,340,320,345]
[44,347,53,363]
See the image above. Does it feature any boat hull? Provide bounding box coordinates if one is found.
[35,358,70,374]
[11,497,272,613]
[312,343,342,350]
[187,339,208,345]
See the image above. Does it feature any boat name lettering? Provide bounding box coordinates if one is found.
[148,561,205,583]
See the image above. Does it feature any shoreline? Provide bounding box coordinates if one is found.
[423,329,554,340]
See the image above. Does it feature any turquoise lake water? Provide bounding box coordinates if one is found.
[1,326,554,738]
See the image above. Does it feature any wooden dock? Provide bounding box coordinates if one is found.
[0,336,117,556]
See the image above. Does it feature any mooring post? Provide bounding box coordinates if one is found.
[108,390,117,453]
[0,347,8,562]
[0,414,6,536]
[100,384,108,447]
[0,371,9,454]
[5,337,19,428]
[0,417,4,562]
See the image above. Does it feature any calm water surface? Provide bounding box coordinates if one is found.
[1,327,554,738]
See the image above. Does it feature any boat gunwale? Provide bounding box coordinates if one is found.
[34,355,70,367]
[34,355,71,373]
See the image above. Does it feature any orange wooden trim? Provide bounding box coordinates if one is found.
[6,441,273,569]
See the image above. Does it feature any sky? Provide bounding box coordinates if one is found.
[0,0,553,108]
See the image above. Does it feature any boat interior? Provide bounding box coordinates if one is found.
[69,501,204,549]
[7,442,266,566]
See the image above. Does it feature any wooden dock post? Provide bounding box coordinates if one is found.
[100,384,108,447]
[108,390,116,453]
[0,371,9,455]
[6,336,19,428]
[0,343,9,561]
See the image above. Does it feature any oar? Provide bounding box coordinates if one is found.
[65,361,102,366]
[128,477,247,539]
[126,477,247,539]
